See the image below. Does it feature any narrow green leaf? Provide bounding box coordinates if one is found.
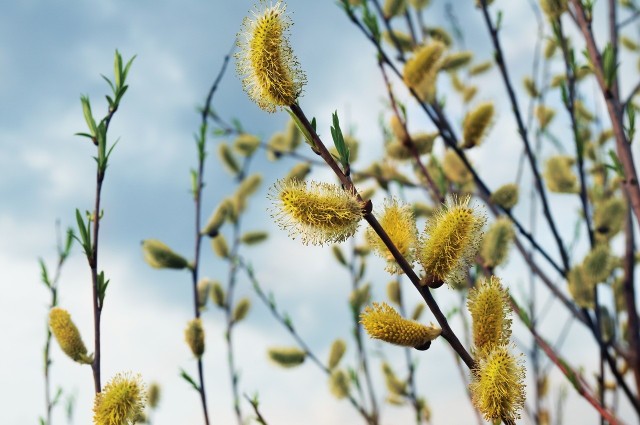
[606,149,625,177]
[330,111,350,169]
[179,368,200,392]
[80,96,97,137]
[39,258,50,287]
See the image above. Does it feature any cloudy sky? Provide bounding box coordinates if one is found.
[1,1,639,424]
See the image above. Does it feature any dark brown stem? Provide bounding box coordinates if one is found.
[90,174,104,394]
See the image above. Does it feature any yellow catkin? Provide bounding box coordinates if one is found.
[462,102,494,149]
[469,61,493,76]
[237,173,263,198]
[93,373,146,425]
[383,0,407,18]
[218,143,241,175]
[360,302,441,349]
[236,1,306,112]
[349,283,371,310]
[469,346,525,422]
[185,319,205,358]
[49,307,92,364]
[440,51,474,72]
[418,196,485,287]
[410,0,431,9]
[540,0,568,20]
[328,369,350,399]
[386,132,437,160]
[211,234,230,258]
[382,30,415,52]
[202,202,228,237]
[594,197,626,240]
[240,231,268,245]
[386,280,401,305]
[481,218,515,268]
[141,239,188,270]
[567,265,595,309]
[327,339,347,370]
[426,27,452,46]
[583,244,613,284]
[233,298,252,322]
[463,85,478,103]
[267,346,306,368]
[403,41,445,94]
[490,183,519,210]
[285,162,311,182]
[382,362,407,395]
[536,105,556,130]
[147,382,160,409]
[233,133,261,156]
[544,155,578,193]
[523,76,539,98]
[366,198,418,274]
[442,149,474,185]
[269,179,364,246]
[467,276,512,353]
[197,279,212,310]
[211,281,226,308]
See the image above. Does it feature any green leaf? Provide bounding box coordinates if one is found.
[114,50,123,88]
[97,271,110,306]
[80,96,97,137]
[122,54,137,84]
[602,43,619,90]
[39,259,50,287]
[179,368,200,392]
[330,111,350,170]
[606,149,625,177]
[74,209,91,256]
[626,103,636,143]
[362,2,380,43]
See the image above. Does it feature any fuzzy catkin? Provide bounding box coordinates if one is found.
[236,0,306,112]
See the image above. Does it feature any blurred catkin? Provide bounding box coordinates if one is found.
[462,102,494,149]
[490,183,519,210]
[267,346,306,368]
[481,218,515,268]
[142,239,188,270]
[185,319,205,358]
[327,339,347,370]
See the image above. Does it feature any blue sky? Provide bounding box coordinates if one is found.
[1,1,639,424]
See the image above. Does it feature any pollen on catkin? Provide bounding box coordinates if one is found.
[467,276,512,353]
[366,198,418,274]
[418,196,485,288]
[93,372,146,425]
[269,179,364,246]
[360,302,441,349]
[236,1,306,112]
[49,307,92,365]
[462,102,494,149]
[469,345,525,422]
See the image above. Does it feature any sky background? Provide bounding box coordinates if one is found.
[1,1,639,424]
